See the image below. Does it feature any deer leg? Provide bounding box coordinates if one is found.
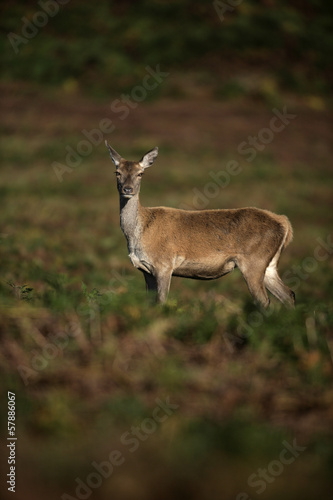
[245,275,270,308]
[142,270,172,303]
[142,270,158,302]
[155,270,172,303]
[238,260,270,308]
[264,264,295,308]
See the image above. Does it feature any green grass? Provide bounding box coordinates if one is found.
[0,86,332,500]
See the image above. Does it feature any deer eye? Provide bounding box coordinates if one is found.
[115,171,121,177]
[137,172,144,177]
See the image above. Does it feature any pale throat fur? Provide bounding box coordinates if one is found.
[119,193,152,272]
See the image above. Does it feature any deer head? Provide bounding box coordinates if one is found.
[105,141,158,198]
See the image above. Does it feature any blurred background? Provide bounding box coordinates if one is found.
[1,1,333,499]
[1,0,333,99]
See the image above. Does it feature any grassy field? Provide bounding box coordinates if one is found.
[0,83,333,500]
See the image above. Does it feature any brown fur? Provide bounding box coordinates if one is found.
[106,141,295,307]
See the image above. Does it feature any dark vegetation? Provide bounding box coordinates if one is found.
[1,0,333,99]
[0,1,333,499]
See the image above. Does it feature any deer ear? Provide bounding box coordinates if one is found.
[139,147,158,169]
[105,140,121,167]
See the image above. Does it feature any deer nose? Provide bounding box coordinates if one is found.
[123,187,133,195]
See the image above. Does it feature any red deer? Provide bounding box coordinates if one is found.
[106,141,295,307]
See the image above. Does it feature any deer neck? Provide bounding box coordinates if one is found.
[119,194,143,251]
